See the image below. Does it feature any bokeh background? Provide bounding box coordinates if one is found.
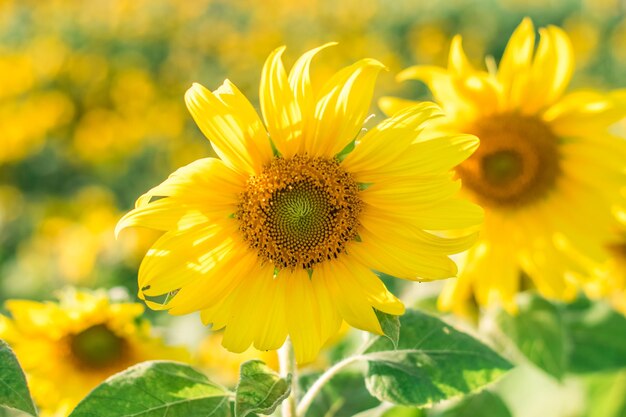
[1,0,626,415]
[2,0,626,302]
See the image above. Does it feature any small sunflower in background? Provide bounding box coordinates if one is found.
[0,289,189,417]
[381,18,626,314]
[116,44,483,364]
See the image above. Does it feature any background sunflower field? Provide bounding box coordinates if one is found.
[1,0,626,416]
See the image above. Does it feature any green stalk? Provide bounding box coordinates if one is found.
[278,338,298,417]
[296,355,364,416]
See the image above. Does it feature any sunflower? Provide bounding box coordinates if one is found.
[116,44,483,363]
[0,289,189,417]
[380,19,626,313]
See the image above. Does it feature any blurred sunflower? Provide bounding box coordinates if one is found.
[197,331,279,387]
[0,289,189,417]
[116,44,483,363]
[381,18,626,313]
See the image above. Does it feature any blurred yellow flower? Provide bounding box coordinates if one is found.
[0,289,189,417]
[381,18,626,313]
[197,331,279,387]
[7,188,126,290]
[117,44,482,363]
[0,91,74,163]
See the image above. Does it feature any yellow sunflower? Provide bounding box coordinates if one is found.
[0,289,189,417]
[116,44,483,363]
[381,19,626,313]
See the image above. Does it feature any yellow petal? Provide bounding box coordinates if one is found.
[340,260,405,316]
[497,17,535,109]
[116,199,209,236]
[397,66,471,117]
[0,315,17,342]
[361,175,462,214]
[259,46,302,157]
[136,158,243,206]
[378,96,418,117]
[347,131,478,183]
[451,72,502,115]
[469,242,520,308]
[521,26,573,113]
[438,273,476,315]
[448,35,474,75]
[311,269,342,345]
[351,220,460,280]
[221,268,276,353]
[410,198,484,230]
[342,102,443,175]
[309,58,386,157]
[285,269,322,364]
[442,34,504,113]
[115,158,242,237]
[560,136,626,191]
[318,260,383,334]
[253,271,289,351]
[185,81,272,175]
[5,301,57,332]
[543,90,626,137]
[137,221,238,298]
[166,247,258,315]
[515,207,580,300]
[288,42,337,153]
[359,206,478,254]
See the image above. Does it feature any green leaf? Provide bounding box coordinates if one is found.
[381,406,425,417]
[300,371,380,417]
[563,300,626,373]
[235,360,290,417]
[434,390,512,417]
[362,309,512,406]
[353,405,424,417]
[0,340,37,416]
[585,370,626,417]
[496,293,567,379]
[69,361,231,417]
[375,310,400,349]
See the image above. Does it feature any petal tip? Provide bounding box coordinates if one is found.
[396,66,423,82]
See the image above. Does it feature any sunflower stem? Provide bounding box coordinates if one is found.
[296,355,363,417]
[278,338,298,417]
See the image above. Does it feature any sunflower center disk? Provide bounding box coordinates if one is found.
[237,155,363,270]
[456,113,561,208]
[69,324,126,369]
